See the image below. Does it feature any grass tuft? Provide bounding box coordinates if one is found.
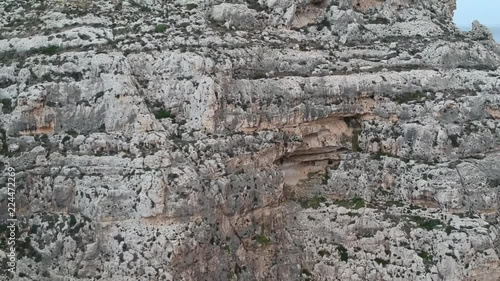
[155,24,167,33]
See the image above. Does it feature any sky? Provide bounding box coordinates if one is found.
[453,0,500,28]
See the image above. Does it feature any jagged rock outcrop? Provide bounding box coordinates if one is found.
[0,0,499,280]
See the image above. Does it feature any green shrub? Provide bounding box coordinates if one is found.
[410,216,441,231]
[0,98,13,113]
[321,173,330,185]
[252,71,267,79]
[373,149,392,160]
[351,129,362,151]
[318,249,330,257]
[154,108,175,119]
[374,258,390,266]
[37,45,61,55]
[445,225,455,235]
[351,197,364,209]
[335,197,365,209]
[254,234,270,245]
[30,224,40,234]
[69,214,77,227]
[418,251,433,262]
[0,129,8,155]
[297,195,327,209]
[336,244,348,262]
[65,129,79,137]
[155,24,167,33]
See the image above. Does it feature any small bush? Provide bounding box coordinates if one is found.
[65,129,79,137]
[318,249,330,257]
[37,45,61,55]
[373,149,392,160]
[69,214,77,227]
[0,98,13,113]
[30,224,40,234]
[351,197,364,209]
[374,258,390,266]
[445,225,455,235]
[252,71,267,79]
[321,173,330,185]
[336,197,365,209]
[410,216,441,231]
[155,24,167,33]
[154,108,175,119]
[254,234,270,245]
[297,195,327,209]
[418,251,433,262]
[336,244,348,262]
[0,129,8,155]
[351,129,362,152]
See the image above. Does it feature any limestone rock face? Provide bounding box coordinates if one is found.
[0,0,499,280]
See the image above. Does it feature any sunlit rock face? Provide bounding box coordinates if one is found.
[1,0,500,280]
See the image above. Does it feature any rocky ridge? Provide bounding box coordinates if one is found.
[0,0,500,280]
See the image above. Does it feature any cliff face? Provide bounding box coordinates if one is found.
[1,0,500,280]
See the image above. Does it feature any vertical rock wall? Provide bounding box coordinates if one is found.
[0,0,499,280]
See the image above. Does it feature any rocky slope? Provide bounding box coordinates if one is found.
[1,0,500,280]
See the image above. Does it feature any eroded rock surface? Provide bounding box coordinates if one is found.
[0,0,499,280]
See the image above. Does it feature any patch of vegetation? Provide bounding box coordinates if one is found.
[385,200,405,207]
[98,123,106,132]
[418,251,433,262]
[351,129,362,152]
[395,91,427,104]
[445,224,455,235]
[335,197,365,210]
[336,244,348,262]
[317,18,332,31]
[374,258,390,266]
[65,129,79,137]
[129,0,151,12]
[154,108,175,120]
[373,148,392,160]
[321,173,330,185]
[17,237,42,262]
[185,3,197,10]
[301,268,313,281]
[448,134,460,147]
[77,33,91,40]
[154,24,167,33]
[409,216,442,231]
[252,71,267,79]
[114,234,124,243]
[69,214,77,227]
[247,0,266,12]
[296,195,327,209]
[168,173,179,180]
[36,45,61,55]
[0,129,8,155]
[367,17,390,24]
[318,249,330,257]
[488,178,500,188]
[0,98,13,113]
[254,234,270,246]
[30,224,40,234]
